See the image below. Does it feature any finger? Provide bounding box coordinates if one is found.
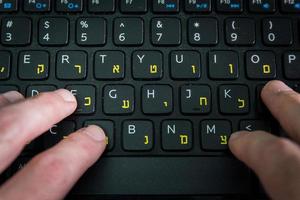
[0,89,77,173]
[229,131,300,200]
[0,91,24,108]
[0,125,106,200]
[261,80,300,143]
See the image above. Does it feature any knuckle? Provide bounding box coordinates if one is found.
[34,153,71,185]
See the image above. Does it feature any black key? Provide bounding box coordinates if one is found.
[151,18,181,46]
[209,51,239,80]
[18,51,49,80]
[284,52,300,79]
[66,85,96,114]
[249,0,276,13]
[240,120,271,132]
[76,18,106,46]
[0,85,18,94]
[103,85,134,115]
[120,0,147,13]
[44,121,76,149]
[188,18,218,46]
[201,120,231,151]
[10,157,30,176]
[225,18,255,46]
[122,120,153,151]
[262,18,293,46]
[0,0,17,12]
[142,85,173,114]
[132,51,163,80]
[294,84,300,93]
[94,51,125,80]
[246,51,276,79]
[39,18,69,46]
[0,51,11,80]
[84,120,114,151]
[181,85,211,114]
[185,0,211,13]
[161,120,193,151]
[56,0,82,12]
[219,85,250,114]
[216,0,243,13]
[114,18,144,46]
[56,51,87,80]
[281,0,300,13]
[153,0,179,13]
[26,85,57,97]
[170,51,201,80]
[88,0,115,13]
[24,0,51,12]
[1,18,31,46]
[256,85,270,115]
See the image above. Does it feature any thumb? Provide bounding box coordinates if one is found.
[229,131,300,200]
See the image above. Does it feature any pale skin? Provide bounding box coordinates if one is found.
[0,80,299,200]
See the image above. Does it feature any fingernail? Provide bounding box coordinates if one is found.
[54,89,76,103]
[2,91,24,103]
[266,80,292,95]
[230,131,248,141]
[85,125,106,142]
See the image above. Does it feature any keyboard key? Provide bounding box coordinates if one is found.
[153,0,179,13]
[114,18,144,46]
[246,51,276,79]
[216,0,243,13]
[219,85,249,114]
[10,157,30,176]
[284,51,300,79]
[132,51,163,80]
[120,0,147,13]
[1,17,31,46]
[142,85,173,114]
[201,120,231,151]
[88,0,115,13]
[66,85,96,114]
[24,0,51,12]
[18,51,49,80]
[0,85,19,94]
[281,0,300,13]
[262,18,293,46]
[76,18,106,46]
[0,0,17,12]
[56,51,87,80]
[84,120,114,151]
[162,120,193,151]
[181,85,211,114]
[170,51,201,80]
[209,51,239,79]
[56,0,82,12]
[44,121,76,149]
[185,0,211,13]
[256,85,269,115]
[39,18,69,46]
[26,85,57,97]
[239,120,271,132]
[103,85,134,115]
[225,18,255,46]
[151,18,181,46]
[249,0,276,13]
[94,51,125,80]
[188,18,218,46]
[0,51,11,80]
[122,120,153,151]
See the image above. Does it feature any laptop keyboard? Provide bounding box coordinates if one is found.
[1,0,300,197]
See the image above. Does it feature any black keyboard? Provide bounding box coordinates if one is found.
[1,0,300,199]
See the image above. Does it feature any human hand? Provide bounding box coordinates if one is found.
[0,89,106,200]
[229,80,300,200]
